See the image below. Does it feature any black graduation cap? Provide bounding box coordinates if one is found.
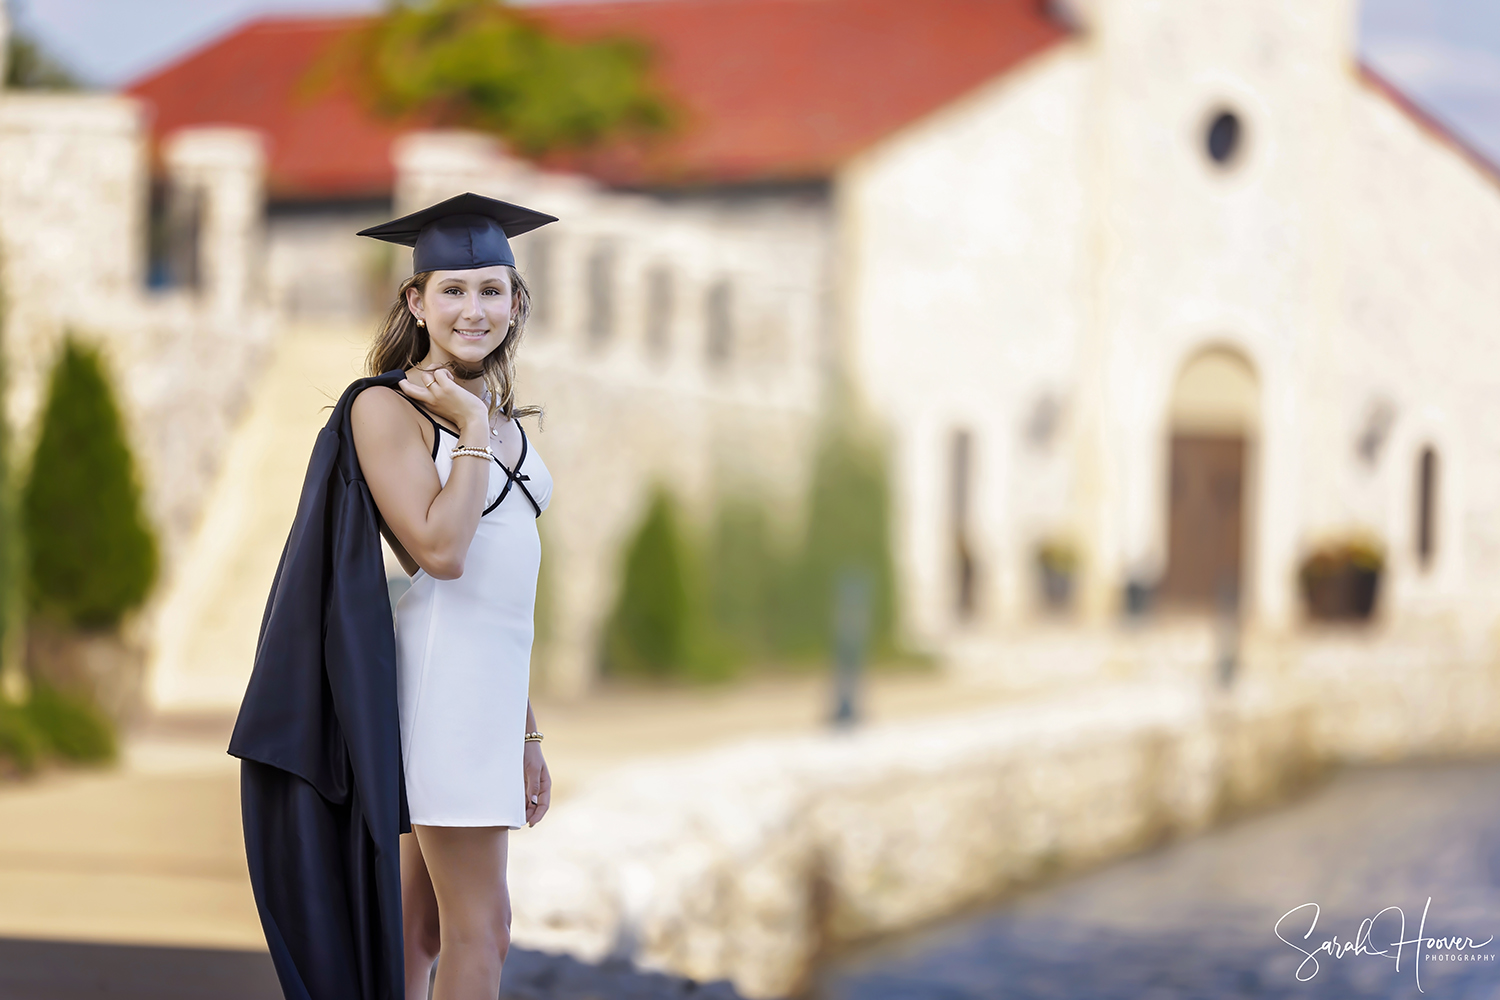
[356,192,558,274]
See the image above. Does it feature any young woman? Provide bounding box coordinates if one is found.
[350,193,557,999]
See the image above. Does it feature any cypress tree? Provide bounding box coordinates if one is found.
[22,335,158,631]
[602,485,731,682]
[707,496,780,663]
[0,271,21,683]
[772,413,899,662]
[603,486,691,679]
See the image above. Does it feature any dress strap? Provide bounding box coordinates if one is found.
[482,423,543,518]
[396,392,452,461]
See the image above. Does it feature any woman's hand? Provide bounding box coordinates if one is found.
[523,742,551,827]
[399,365,490,434]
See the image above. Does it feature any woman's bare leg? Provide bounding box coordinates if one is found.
[401,832,442,1000]
[412,824,511,1000]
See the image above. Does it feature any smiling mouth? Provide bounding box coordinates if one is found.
[454,329,490,337]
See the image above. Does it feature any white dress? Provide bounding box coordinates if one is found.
[393,396,552,828]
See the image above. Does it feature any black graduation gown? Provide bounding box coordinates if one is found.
[228,368,412,1000]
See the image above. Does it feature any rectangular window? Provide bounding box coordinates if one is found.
[585,243,615,345]
[523,234,552,329]
[705,279,732,366]
[146,179,202,291]
[644,266,673,360]
[1417,445,1438,569]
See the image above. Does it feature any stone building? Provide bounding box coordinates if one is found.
[844,0,1500,729]
[104,0,1500,727]
[0,1,269,714]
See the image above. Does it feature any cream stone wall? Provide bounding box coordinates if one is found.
[146,126,835,711]
[840,46,1094,647]
[0,104,270,563]
[505,669,1415,997]
[0,93,272,705]
[0,95,146,435]
[843,0,1500,677]
[1338,78,1500,644]
[390,133,833,697]
[266,204,393,321]
[1080,0,1359,634]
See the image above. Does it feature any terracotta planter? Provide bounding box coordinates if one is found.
[1039,565,1073,611]
[1300,563,1381,622]
[1350,566,1380,618]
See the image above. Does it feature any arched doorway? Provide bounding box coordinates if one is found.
[1158,347,1259,612]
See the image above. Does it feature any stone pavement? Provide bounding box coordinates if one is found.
[0,666,1013,993]
[0,936,747,1000]
[814,757,1500,999]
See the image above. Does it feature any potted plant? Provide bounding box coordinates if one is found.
[1298,532,1384,622]
[1035,537,1080,613]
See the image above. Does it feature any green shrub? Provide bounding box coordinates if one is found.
[706,497,781,663]
[23,680,116,763]
[22,335,158,630]
[603,486,733,683]
[0,697,43,772]
[0,276,22,681]
[770,416,898,662]
[603,397,904,681]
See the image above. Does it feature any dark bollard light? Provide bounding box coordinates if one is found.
[831,567,873,728]
[1123,576,1155,623]
[1214,574,1240,688]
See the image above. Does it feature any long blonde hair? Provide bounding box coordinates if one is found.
[365,266,542,423]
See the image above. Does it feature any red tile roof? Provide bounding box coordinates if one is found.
[123,0,1069,199]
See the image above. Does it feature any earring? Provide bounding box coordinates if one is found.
[416,318,426,328]
[509,318,516,329]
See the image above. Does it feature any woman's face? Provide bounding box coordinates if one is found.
[406,265,515,367]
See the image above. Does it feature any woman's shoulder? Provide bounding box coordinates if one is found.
[351,383,407,423]
[351,383,427,448]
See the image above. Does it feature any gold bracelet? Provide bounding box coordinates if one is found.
[451,445,493,461]
[524,731,543,742]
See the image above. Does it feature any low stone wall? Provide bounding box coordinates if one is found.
[1288,626,1500,762]
[507,676,1330,998]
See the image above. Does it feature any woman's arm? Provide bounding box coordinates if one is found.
[350,370,492,579]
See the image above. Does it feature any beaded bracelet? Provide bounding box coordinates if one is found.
[524,731,544,743]
[451,445,493,461]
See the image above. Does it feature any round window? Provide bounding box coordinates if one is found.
[1206,110,1242,166]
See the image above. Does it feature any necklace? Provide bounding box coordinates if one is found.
[481,388,500,437]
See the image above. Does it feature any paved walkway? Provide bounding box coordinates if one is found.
[0,667,1019,952]
[815,757,1500,999]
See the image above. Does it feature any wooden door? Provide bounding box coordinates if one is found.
[1159,434,1245,610]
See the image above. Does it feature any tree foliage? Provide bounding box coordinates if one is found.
[765,414,898,661]
[602,485,731,683]
[22,336,158,631]
[6,33,80,90]
[0,268,20,676]
[707,497,780,663]
[0,681,117,772]
[603,406,902,683]
[321,0,676,156]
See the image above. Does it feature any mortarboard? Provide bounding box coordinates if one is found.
[356,192,558,274]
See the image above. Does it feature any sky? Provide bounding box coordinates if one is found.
[10,0,1500,166]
